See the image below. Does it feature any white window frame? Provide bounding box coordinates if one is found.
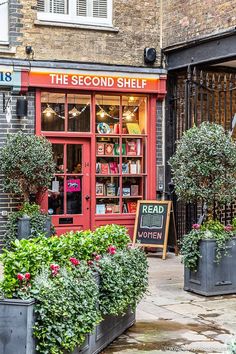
[0,0,9,44]
[37,0,113,27]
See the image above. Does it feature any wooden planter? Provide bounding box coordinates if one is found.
[184,238,236,296]
[0,298,135,354]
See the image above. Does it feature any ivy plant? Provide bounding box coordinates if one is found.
[0,131,55,202]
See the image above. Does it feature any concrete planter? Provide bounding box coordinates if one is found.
[0,298,135,354]
[17,216,52,240]
[184,238,236,296]
[0,298,35,354]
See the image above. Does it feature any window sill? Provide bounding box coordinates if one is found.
[0,45,16,54]
[34,20,119,33]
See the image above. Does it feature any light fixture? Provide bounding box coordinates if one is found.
[97,108,107,119]
[42,104,56,118]
[123,108,135,120]
[128,96,135,103]
[69,106,81,117]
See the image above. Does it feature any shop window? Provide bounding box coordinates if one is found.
[95,95,147,215]
[41,92,91,132]
[0,1,9,44]
[37,0,112,27]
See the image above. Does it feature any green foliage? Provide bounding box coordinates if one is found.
[32,265,101,354]
[98,247,148,316]
[0,225,130,298]
[168,122,236,207]
[228,340,236,354]
[181,221,233,271]
[3,202,52,250]
[0,131,55,201]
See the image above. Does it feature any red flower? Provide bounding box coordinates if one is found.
[192,224,201,230]
[17,273,24,281]
[94,255,102,261]
[70,257,80,266]
[25,273,31,280]
[50,264,60,276]
[224,225,233,232]
[107,245,117,255]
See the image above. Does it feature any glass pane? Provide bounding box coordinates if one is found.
[48,177,64,215]
[67,144,82,174]
[96,176,120,214]
[68,94,91,132]
[52,144,64,173]
[122,96,147,134]
[66,176,82,214]
[41,92,65,131]
[95,95,120,134]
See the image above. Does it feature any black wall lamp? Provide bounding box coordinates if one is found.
[16,97,28,118]
[144,47,157,65]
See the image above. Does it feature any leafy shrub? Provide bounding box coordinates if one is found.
[32,265,101,354]
[0,225,130,298]
[169,122,236,209]
[98,247,148,315]
[4,202,52,250]
[181,221,233,271]
[0,131,55,202]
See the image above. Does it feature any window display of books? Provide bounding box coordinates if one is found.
[96,203,120,214]
[121,159,141,174]
[96,161,119,174]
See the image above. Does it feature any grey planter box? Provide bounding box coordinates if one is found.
[0,298,35,354]
[76,307,135,354]
[17,216,52,240]
[0,298,135,354]
[184,238,236,296]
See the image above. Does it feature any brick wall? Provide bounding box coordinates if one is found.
[2,0,161,67]
[0,90,35,247]
[163,0,236,47]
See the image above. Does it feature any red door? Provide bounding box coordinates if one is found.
[43,138,91,235]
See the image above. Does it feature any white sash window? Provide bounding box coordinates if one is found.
[0,0,9,44]
[37,0,112,27]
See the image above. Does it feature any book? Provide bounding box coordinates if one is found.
[130,161,137,174]
[96,143,105,155]
[96,204,106,214]
[114,143,126,155]
[106,184,116,196]
[112,205,120,213]
[96,162,101,173]
[96,182,104,196]
[101,163,109,174]
[126,140,137,156]
[126,123,141,134]
[122,187,131,196]
[131,184,139,196]
[127,201,137,213]
[136,160,141,173]
[140,213,163,229]
[136,139,141,155]
[123,203,128,213]
[104,143,114,155]
[122,163,129,174]
[109,161,119,174]
[105,204,113,213]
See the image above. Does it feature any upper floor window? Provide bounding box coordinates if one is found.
[37,0,112,27]
[0,0,9,44]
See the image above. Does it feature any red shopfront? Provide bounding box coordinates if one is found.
[27,69,166,236]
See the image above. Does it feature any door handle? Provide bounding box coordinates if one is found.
[85,195,90,200]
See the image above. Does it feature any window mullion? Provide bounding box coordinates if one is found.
[45,0,50,12]
[87,0,93,17]
[70,0,77,16]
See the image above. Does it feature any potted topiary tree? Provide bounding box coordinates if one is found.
[0,131,55,243]
[169,122,236,296]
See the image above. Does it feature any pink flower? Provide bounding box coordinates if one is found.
[17,273,24,281]
[224,225,233,232]
[107,245,117,255]
[50,264,60,276]
[127,243,134,249]
[87,260,94,266]
[70,257,80,266]
[192,224,201,230]
[25,273,31,280]
[94,255,102,261]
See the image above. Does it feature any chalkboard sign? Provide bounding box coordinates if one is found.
[133,201,177,259]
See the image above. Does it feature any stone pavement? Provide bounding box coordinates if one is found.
[102,253,236,354]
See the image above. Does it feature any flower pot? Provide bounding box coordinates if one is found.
[184,238,236,296]
[0,298,35,354]
[17,216,52,240]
